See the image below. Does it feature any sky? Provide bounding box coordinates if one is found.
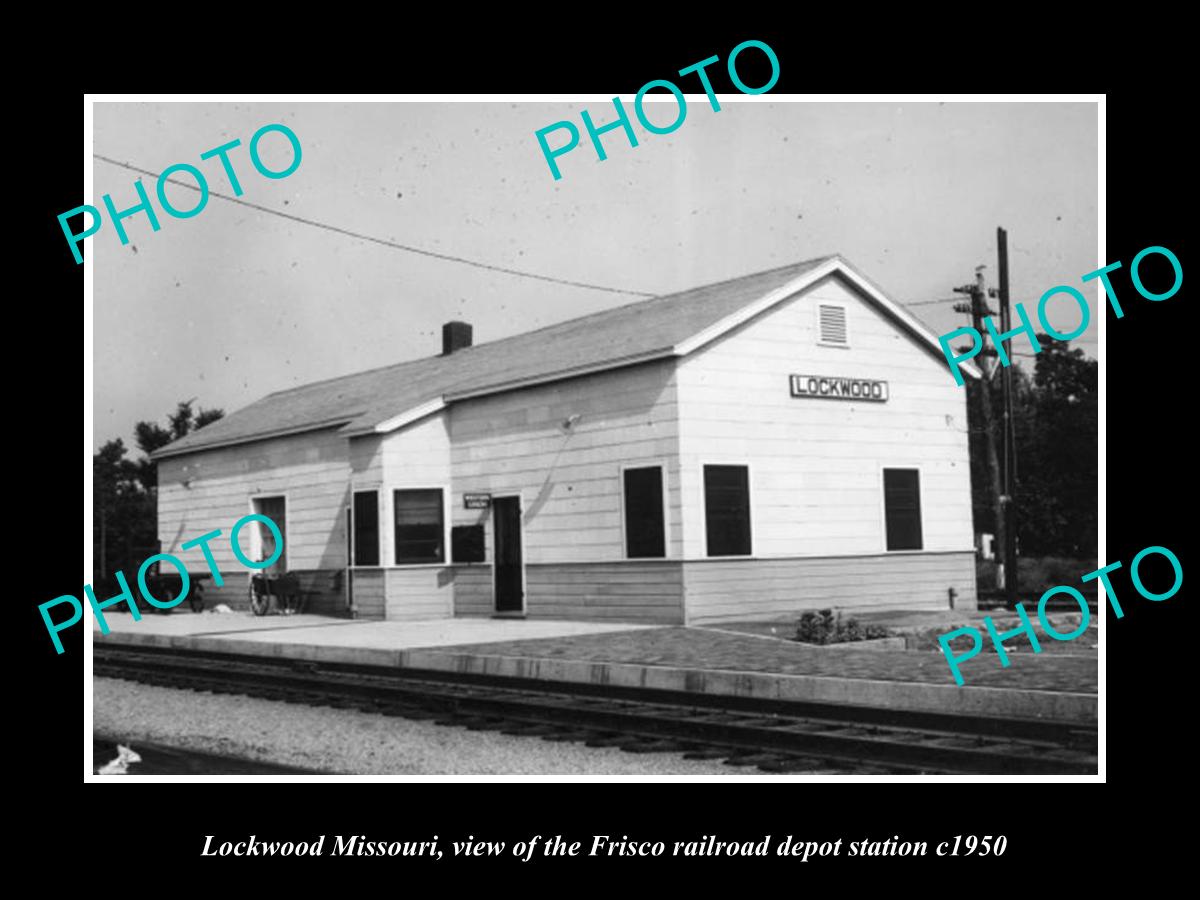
[92,100,1098,451]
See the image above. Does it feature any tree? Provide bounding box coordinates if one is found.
[966,337,1097,561]
[133,400,224,492]
[93,400,224,590]
[93,439,156,589]
[1019,340,1097,557]
[196,408,225,429]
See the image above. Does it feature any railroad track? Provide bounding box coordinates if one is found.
[95,643,1097,775]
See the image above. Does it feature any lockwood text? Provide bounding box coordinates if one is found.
[202,835,442,857]
[40,513,284,654]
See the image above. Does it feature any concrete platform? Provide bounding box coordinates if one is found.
[92,612,1097,726]
[92,611,657,648]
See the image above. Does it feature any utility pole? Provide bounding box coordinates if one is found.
[99,504,107,582]
[954,267,1006,595]
[996,227,1018,606]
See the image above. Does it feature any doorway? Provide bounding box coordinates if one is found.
[344,505,353,614]
[492,496,524,614]
[250,495,287,575]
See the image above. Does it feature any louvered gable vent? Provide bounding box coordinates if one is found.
[818,304,848,345]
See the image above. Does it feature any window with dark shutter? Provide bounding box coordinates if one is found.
[352,491,379,566]
[818,304,848,346]
[393,488,445,564]
[623,466,666,558]
[704,465,752,557]
[883,468,923,551]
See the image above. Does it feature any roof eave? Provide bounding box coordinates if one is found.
[341,396,448,437]
[348,349,680,436]
[442,348,678,403]
[149,417,358,460]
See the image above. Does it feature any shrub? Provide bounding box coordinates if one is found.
[794,609,888,645]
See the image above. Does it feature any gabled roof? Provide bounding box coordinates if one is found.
[153,255,977,460]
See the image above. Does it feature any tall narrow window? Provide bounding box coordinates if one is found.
[393,488,445,564]
[352,490,379,566]
[623,466,666,558]
[883,468,923,551]
[704,465,751,557]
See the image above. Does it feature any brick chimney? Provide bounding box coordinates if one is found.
[442,321,473,355]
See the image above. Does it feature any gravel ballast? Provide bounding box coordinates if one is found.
[93,677,752,776]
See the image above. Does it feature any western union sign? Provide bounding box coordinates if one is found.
[789,374,889,402]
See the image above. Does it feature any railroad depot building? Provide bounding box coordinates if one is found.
[153,255,980,623]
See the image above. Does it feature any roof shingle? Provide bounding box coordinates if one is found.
[155,256,846,458]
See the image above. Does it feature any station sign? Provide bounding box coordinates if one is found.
[463,493,492,509]
[789,374,889,402]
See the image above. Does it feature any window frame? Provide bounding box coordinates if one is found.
[619,461,670,560]
[879,466,925,552]
[816,301,851,349]
[389,484,450,567]
[350,488,382,568]
[700,462,755,559]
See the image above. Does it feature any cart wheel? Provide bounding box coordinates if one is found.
[249,580,269,616]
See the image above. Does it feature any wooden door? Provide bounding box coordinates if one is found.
[492,497,524,613]
[345,505,353,613]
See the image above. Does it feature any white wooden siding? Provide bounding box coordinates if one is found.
[347,412,453,615]
[157,428,350,575]
[683,552,978,622]
[449,361,682,566]
[349,412,451,489]
[350,569,386,619]
[676,273,975,561]
[448,565,494,617]
[383,568,453,620]
[524,562,683,623]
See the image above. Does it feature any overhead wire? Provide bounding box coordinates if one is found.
[902,297,963,308]
[94,155,1067,322]
[93,154,657,298]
